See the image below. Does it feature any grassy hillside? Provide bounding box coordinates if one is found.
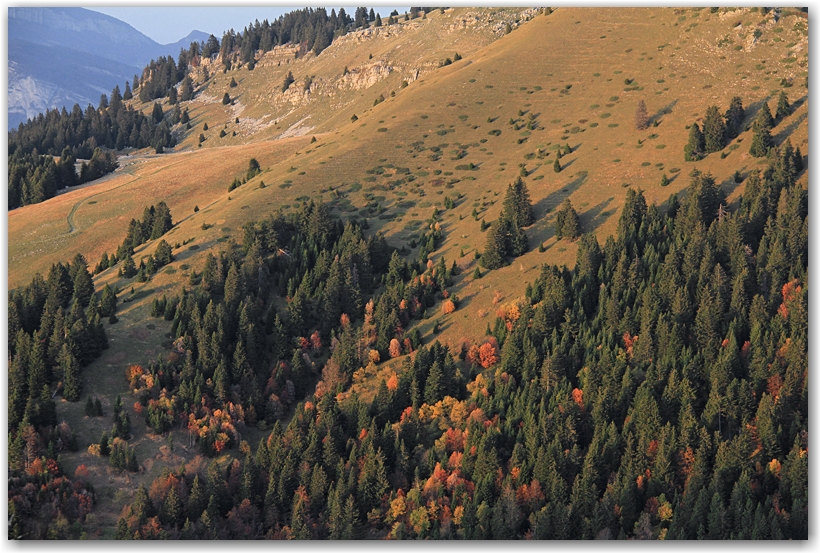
[7,7,808,537]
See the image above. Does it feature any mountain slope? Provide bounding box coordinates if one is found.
[6,7,809,540]
[8,7,208,128]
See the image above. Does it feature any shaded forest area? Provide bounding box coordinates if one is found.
[11,140,803,539]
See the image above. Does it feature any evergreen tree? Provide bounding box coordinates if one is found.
[71,265,94,308]
[554,198,580,240]
[151,102,164,124]
[723,96,744,138]
[756,102,774,131]
[684,122,705,161]
[59,343,81,401]
[180,76,194,101]
[480,218,510,269]
[160,486,183,528]
[749,124,772,158]
[776,91,791,120]
[703,105,727,153]
[122,255,137,278]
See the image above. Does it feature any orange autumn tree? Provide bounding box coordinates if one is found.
[478,339,499,368]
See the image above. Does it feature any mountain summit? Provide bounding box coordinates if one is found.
[8,7,208,128]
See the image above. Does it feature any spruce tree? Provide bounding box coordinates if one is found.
[502,177,534,226]
[684,122,705,161]
[776,91,791,120]
[756,102,774,131]
[160,486,183,528]
[60,343,81,401]
[702,105,727,153]
[480,217,510,269]
[122,255,137,278]
[554,198,580,240]
[151,102,163,124]
[749,123,772,158]
[72,266,94,308]
[723,96,744,138]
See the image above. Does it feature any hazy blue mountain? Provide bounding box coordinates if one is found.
[8,7,208,129]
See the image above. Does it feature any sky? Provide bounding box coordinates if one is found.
[88,5,411,45]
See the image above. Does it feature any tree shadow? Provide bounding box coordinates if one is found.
[740,96,772,131]
[719,165,752,199]
[581,196,616,234]
[649,99,678,125]
[558,158,576,171]
[527,173,589,244]
[532,173,588,217]
[790,94,807,111]
[773,110,807,145]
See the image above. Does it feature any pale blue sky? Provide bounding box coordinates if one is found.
[89,6,411,45]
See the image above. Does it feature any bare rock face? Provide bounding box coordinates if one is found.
[184,8,544,140]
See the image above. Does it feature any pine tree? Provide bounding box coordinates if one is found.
[553,158,562,172]
[222,92,231,105]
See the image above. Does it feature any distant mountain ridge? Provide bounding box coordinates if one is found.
[8,7,209,128]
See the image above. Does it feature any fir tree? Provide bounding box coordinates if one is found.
[480,217,510,269]
[776,91,791,120]
[59,343,81,401]
[554,198,580,240]
[702,105,727,153]
[684,122,705,161]
[723,96,744,138]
